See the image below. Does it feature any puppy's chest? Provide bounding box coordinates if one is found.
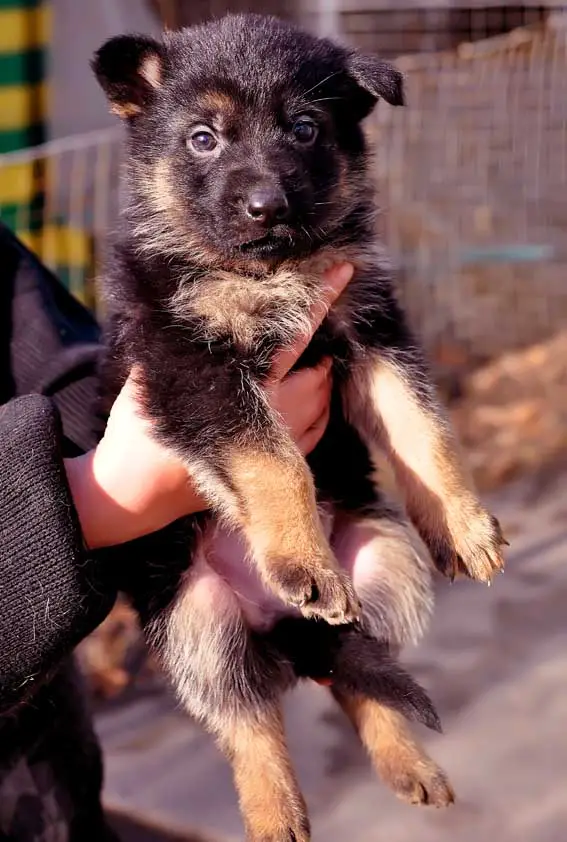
[169,257,371,353]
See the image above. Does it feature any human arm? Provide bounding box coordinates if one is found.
[0,227,352,710]
[65,262,354,549]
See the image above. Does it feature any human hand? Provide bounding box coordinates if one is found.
[65,262,354,548]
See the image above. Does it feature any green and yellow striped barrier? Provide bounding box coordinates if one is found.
[0,0,94,305]
[0,0,49,152]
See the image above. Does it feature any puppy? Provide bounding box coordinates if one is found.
[93,14,505,840]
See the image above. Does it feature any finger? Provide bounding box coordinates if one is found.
[298,405,331,456]
[320,260,355,306]
[270,263,354,380]
[272,356,331,400]
[111,367,150,426]
[296,370,332,431]
[123,365,144,395]
[281,388,329,443]
[269,359,331,426]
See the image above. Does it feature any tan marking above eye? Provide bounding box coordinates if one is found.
[198,90,237,113]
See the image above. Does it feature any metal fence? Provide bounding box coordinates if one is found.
[340,2,552,57]
[0,126,121,306]
[368,10,567,379]
[1,4,566,384]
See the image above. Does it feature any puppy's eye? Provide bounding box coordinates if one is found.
[291,117,318,145]
[188,127,218,154]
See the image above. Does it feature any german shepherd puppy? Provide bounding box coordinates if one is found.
[93,14,505,840]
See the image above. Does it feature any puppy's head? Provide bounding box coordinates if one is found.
[93,14,404,269]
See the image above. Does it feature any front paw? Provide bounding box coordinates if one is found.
[384,757,455,808]
[245,816,310,842]
[245,817,310,842]
[433,501,507,584]
[269,563,361,625]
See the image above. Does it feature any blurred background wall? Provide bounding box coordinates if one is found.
[50,0,161,139]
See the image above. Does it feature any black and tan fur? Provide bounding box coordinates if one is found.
[93,14,504,840]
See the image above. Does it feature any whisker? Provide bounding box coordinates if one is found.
[302,70,341,98]
[304,96,344,105]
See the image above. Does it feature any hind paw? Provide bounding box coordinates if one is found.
[432,500,507,585]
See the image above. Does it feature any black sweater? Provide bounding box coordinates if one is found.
[0,223,117,714]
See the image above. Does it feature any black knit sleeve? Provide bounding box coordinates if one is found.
[0,394,117,714]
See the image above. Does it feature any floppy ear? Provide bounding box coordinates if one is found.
[91,34,166,119]
[346,53,405,116]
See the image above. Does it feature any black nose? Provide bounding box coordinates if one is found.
[245,187,289,225]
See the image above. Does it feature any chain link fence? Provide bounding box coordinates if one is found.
[367,8,567,384]
[1,3,566,381]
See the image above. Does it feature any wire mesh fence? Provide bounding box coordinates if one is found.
[0,4,566,383]
[0,126,121,306]
[341,3,552,57]
[367,10,567,381]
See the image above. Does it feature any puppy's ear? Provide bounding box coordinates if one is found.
[92,35,166,119]
[346,53,405,116]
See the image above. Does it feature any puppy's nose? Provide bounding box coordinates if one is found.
[245,187,289,225]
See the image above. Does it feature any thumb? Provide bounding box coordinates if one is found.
[270,262,354,381]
